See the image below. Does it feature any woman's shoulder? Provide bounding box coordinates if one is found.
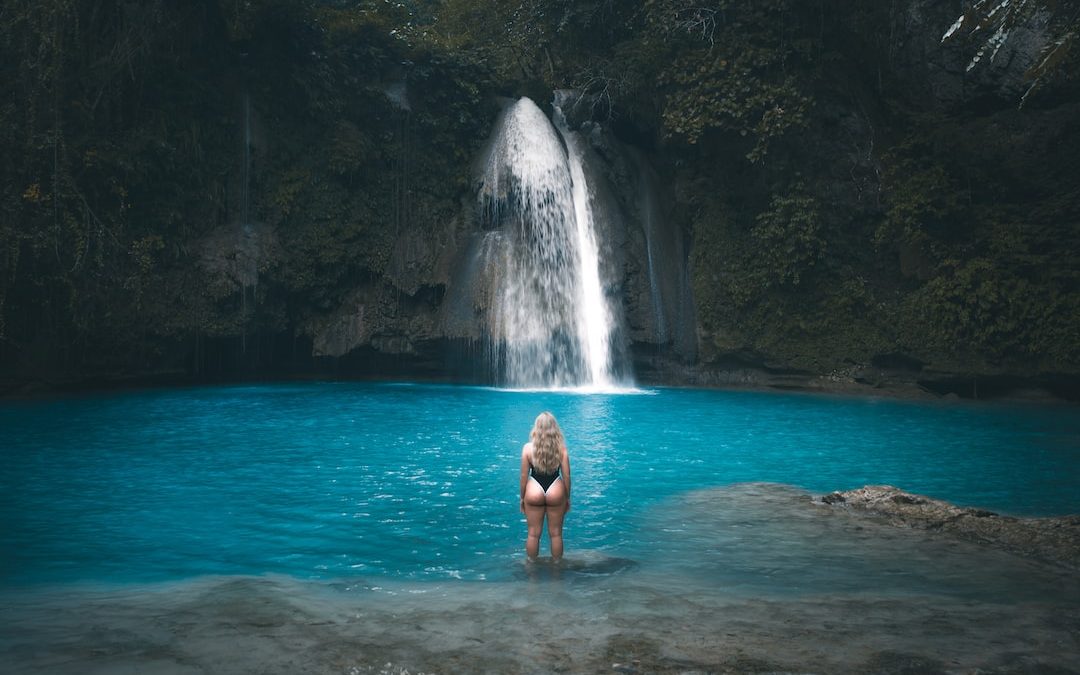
[522,442,533,456]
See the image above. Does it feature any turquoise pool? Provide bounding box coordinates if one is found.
[1,382,1076,586]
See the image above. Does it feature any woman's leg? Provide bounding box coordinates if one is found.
[523,479,547,559]
[544,479,568,561]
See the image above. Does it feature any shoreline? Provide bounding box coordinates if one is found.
[818,485,1080,569]
[2,483,1078,673]
[648,362,1080,406]
[3,368,1078,406]
[3,576,1075,674]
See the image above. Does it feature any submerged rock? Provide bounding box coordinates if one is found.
[820,485,1080,569]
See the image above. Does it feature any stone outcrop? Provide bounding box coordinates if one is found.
[197,221,279,297]
[820,485,1080,568]
[887,1,1052,106]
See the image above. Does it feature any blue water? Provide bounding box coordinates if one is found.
[1,382,1077,587]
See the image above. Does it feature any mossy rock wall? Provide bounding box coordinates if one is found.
[1,1,1076,399]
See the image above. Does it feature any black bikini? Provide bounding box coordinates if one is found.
[529,464,561,492]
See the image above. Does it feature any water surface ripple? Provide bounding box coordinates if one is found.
[1,382,1077,587]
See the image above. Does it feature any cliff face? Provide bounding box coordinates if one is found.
[671,1,1080,399]
[1,1,1076,399]
[296,92,698,384]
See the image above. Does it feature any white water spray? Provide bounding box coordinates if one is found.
[477,96,627,389]
[554,107,614,388]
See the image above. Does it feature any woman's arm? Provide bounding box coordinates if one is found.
[519,444,531,513]
[561,444,571,510]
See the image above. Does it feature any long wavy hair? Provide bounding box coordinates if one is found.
[529,411,564,473]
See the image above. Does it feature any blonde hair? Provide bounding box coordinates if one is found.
[529,411,564,473]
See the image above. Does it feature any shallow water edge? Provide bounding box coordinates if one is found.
[3,575,1077,674]
[3,483,1078,674]
[820,485,1080,569]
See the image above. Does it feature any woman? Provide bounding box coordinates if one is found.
[519,411,572,561]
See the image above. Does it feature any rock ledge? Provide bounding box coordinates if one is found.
[820,485,1080,568]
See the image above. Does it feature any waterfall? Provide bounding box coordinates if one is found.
[477,96,628,389]
[554,104,617,388]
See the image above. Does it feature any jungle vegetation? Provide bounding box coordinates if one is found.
[1,0,1077,391]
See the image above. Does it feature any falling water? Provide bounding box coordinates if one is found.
[553,104,616,387]
[477,97,625,389]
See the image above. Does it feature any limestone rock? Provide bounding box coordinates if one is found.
[819,485,1080,568]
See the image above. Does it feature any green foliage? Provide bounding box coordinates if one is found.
[638,0,812,161]
[398,0,817,164]
[0,1,232,359]
[268,168,312,218]
[427,0,629,88]
[879,164,965,248]
[0,0,491,376]
[868,110,1080,371]
[0,0,1076,386]
[750,185,824,287]
[689,181,892,373]
[900,257,1080,367]
[326,122,373,177]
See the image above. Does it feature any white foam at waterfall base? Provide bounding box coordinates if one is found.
[478,96,628,390]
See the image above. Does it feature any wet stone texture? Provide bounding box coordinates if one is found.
[3,575,1079,673]
[3,484,1080,674]
[820,485,1080,569]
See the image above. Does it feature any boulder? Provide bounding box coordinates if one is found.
[819,485,1080,568]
